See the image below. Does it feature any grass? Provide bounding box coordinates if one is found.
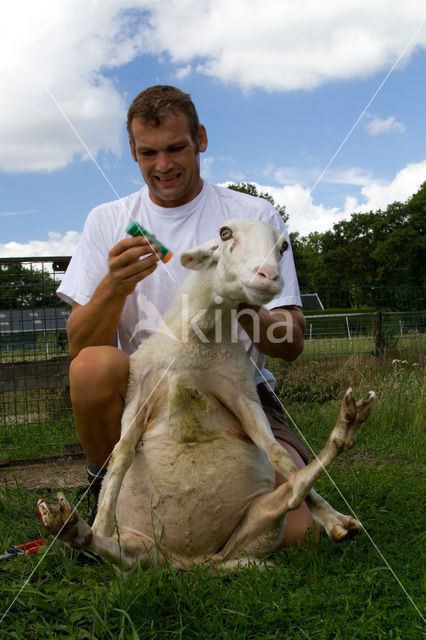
[0,387,75,462]
[0,363,425,638]
[300,331,426,358]
[0,417,76,462]
[268,343,425,404]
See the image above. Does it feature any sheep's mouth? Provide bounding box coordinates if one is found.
[242,282,281,302]
[243,280,282,293]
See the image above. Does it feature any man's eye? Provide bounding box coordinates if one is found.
[138,150,155,157]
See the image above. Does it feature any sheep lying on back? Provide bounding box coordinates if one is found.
[39,218,374,571]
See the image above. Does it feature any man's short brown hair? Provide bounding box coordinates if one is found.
[127,85,200,146]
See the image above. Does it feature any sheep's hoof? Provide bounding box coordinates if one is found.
[329,516,362,543]
[333,389,375,452]
[38,493,92,549]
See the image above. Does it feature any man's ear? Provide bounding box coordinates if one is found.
[180,239,219,270]
[196,124,208,154]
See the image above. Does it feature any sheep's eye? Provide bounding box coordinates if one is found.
[220,227,232,241]
[280,241,288,255]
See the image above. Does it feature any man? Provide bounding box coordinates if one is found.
[58,85,315,545]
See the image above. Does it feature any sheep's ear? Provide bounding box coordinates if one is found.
[180,240,219,270]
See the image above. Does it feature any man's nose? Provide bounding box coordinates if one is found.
[155,152,173,173]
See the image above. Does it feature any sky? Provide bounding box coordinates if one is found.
[0,1,425,257]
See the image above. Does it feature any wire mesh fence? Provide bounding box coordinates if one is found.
[269,287,425,404]
[0,257,77,463]
[0,257,425,462]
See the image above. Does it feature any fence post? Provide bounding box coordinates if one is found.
[346,316,351,340]
[375,310,382,356]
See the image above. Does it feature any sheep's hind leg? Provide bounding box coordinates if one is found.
[38,493,92,550]
[306,490,362,542]
[305,389,376,542]
[38,493,144,571]
[213,389,375,564]
[239,387,375,544]
[212,481,294,567]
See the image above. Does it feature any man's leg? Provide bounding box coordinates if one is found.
[274,440,319,547]
[69,346,130,470]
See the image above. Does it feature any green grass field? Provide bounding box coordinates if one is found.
[0,362,424,639]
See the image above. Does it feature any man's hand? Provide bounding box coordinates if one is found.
[106,237,160,297]
[67,237,161,357]
[237,304,305,361]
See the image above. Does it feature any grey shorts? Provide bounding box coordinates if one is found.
[257,383,310,464]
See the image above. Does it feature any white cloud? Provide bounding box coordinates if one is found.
[145,1,426,90]
[366,116,407,135]
[325,168,376,186]
[0,1,150,172]
[1,1,425,172]
[250,182,344,235]
[200,156,215,179]
[175,65,192,80]
[348,160,426,212]
[0,231,81,258]
[236,160,426,235]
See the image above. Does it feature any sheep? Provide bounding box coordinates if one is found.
[38,218,375,571]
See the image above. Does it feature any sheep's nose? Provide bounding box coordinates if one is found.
[253,266,279,281]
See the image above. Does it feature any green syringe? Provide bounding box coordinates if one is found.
[126,221,173,263]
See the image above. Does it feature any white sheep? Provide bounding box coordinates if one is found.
[39,218,375,571]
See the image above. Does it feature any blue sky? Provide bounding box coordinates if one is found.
[0,1,425,256]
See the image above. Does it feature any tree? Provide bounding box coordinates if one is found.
[291,181,426,289]
[290,231,325,288]
[0,262,60,309]
[371,183,426,286]
[227,182,288,224]
[320,183,426,287]
[228,180,425,299]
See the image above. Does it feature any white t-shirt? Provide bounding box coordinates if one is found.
[58,182,302,385]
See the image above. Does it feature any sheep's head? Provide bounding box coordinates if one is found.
[180,218,287,306]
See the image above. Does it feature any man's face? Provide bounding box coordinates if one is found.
[130,111,207,208]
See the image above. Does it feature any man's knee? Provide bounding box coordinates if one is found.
[69,346,129,402]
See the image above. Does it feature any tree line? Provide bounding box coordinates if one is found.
[0,262,60,309]
[228,181,426,289]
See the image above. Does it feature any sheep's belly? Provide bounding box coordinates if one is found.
[114,436,274,557]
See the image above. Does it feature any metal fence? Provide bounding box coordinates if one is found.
[0,257,77,464]
[1,257,425,463]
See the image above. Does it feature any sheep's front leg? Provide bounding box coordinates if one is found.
[218,382,375,543]
[93,393,146,538]
[38,392,146,544]
[230,393,300,479]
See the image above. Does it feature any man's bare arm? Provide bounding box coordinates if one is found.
[67,236,160,358]
[237,305,306,361]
